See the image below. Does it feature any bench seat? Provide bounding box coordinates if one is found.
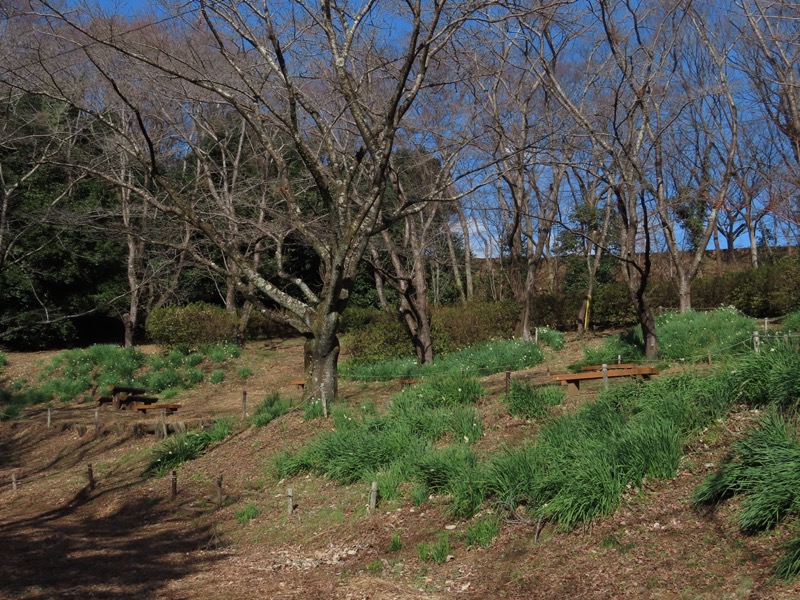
[131,403,181,414]
[552,366,660,396]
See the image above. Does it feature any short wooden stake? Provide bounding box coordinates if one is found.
[764,317,768,332]
[171,470,178,500]
[87,463,95,490]
[241,389,247,420]
[11,473,17,492]
[287,488,294,516]
[602,364,609,389]
[534,327,539,344]
[215,473,223,506]
[708,351,712,365]
[369,481,378,513]
[753,330,761,354]
[617,355,622,365]
[47,408,52,428]
[94,409,99,437]
[505,369,511,396]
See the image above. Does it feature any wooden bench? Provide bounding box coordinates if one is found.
[290,379,305,390]
[552,366,660,396]
[130,403,181,415]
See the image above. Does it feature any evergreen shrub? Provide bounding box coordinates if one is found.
[146,303,238,348]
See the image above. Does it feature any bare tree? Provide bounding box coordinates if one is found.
[15,0,495,411]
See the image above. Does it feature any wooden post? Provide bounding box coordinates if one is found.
[87,463,95,490]
[287,488,294,516]
[215,473,224,506]
[708,351,712,365]
[47,408,52,428]
[617,355,622,365]
[171,470,178,500]
[94,409,99,437]
[602,364,609,390]
[241,389,247,420]
[764,317,768,332]
[369,481,378,513]
[534,327,539,344]
[505,369,511,396]
[11,473,17,492]
[753,330,760,354]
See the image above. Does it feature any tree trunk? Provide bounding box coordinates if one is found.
[303,326,340,417]
[678,272,692,313]
[638,303,660,361]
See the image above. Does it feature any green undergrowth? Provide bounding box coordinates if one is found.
[274,374,485,515]
[505,381,565,419]
[252,392,290,427]
[278,347,800,533]
[341,339,544,382]
[692,344,800,580]
[146,417,235,476]
[580,307,756,367]
[2,343,242,414]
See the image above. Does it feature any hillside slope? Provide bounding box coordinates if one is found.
[1,336,799,599]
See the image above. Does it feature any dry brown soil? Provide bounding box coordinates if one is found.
[1,335,799,599]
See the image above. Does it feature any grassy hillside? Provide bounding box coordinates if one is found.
[1,317,800,599]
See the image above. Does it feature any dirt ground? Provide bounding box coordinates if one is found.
[1,335,799,599]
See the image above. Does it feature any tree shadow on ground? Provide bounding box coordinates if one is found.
[0,490,224,599]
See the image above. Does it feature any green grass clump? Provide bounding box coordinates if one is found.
[342,339,543,381]
[693,410,800,580]
[782,310,800,334]
[775,534,800,580]
[732,345,800,412]
[389,534,402,552]
[235,503,259,524]
[237,367,254,379]
[8,342,243,409]
[252,392,290,427]
[275,375,488,516]
[146,417,234,475]
[417,533,451,564]
[463,514,501,549]
[303,399,324,421]
[209,369,225,385]
[484,368,738,530]
[582,307,755,365]
[537,327,565,350]
[506,382,564,419]
[0,351,7,369]
[692,410,800,533]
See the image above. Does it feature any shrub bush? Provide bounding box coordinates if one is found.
[252,392,290,427]
[146,303,238,349]
[432,300,518,352]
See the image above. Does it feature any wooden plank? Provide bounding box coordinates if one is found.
[290,379,305,389]
[107,385,148,395]
[551,367,659,383]
[124,395,160,405]
[131,403,181,414]
[580,363,639,372]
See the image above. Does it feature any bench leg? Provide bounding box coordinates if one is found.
[567,381,580,397]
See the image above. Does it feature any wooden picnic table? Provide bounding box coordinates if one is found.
[96,385,159,410]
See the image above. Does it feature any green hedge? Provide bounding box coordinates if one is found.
[146,303,238,349]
